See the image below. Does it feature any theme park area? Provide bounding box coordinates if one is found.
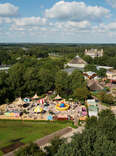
[0,93,93,122]
[0,92,100,123]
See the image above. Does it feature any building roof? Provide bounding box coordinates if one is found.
[86,71,96,75]
[107,70,116,74]
[84,71,96,76]
[96,66,113,70]
[85,49,103,53]
[87,99,97,106]
[88,105,98,111]
[87,80,104,91]
[69,55,87,65]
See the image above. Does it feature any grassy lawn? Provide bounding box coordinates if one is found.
[0,120,72,151]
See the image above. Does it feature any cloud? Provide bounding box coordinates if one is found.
[12,17,47,26]
[52,20,91,32]
[0,17,12,24]
[0,3,18,17]
[4,20,116,43]
[0,1,116,43]
[99,22,116,31]
[10,17,47,32]
[45,1,110,22]
[64,21,90,29]
[106,0,116,8]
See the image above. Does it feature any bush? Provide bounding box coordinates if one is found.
[15,143,46,156]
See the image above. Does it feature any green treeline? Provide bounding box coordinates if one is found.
[1,44,116,68]
[0,57,88,104]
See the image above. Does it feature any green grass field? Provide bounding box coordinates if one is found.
[0,119,72,153]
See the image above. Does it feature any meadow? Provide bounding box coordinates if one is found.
[0,119,72,154]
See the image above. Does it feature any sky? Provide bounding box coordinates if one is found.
[0,0,116,43]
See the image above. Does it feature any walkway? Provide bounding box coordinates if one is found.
[61,125,84,142]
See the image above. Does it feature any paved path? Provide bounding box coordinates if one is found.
[98,103,109,112]
[61,125,84,142]
[35,127,72,146]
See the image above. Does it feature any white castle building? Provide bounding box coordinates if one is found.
[85,49,103,58]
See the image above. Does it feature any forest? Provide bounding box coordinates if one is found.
[1,44,116,67]
[0,56,89,104]
[0,44,116,104]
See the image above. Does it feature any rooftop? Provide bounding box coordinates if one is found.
[88,105,98,111]
[84,71,96,76]
[96,66,113,70]
[87,99,97,106]
[107,70,116,74]
[69,56,87,65]
[87,80,104,91]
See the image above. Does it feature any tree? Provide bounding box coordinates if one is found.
[15,143,46,156]
[83,55,93,64]
[69,69,86,91]
[39,68,55,93]
[73,87,90,101]
[55,71,70,98]
[84,64,97,72]
[44,137,65,156]
[23,67,40,97]
[55,69,86,99]
[97,68,106,78]
[8,63,26,98]
[0,71,10,104]
[98,91,114,105]
[0,56,66,103]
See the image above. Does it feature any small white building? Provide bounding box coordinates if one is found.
[87,99,98,117]
[86,99,97,106]
[88,105,98,117]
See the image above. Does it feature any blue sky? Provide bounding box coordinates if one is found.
[0,0,116,43]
